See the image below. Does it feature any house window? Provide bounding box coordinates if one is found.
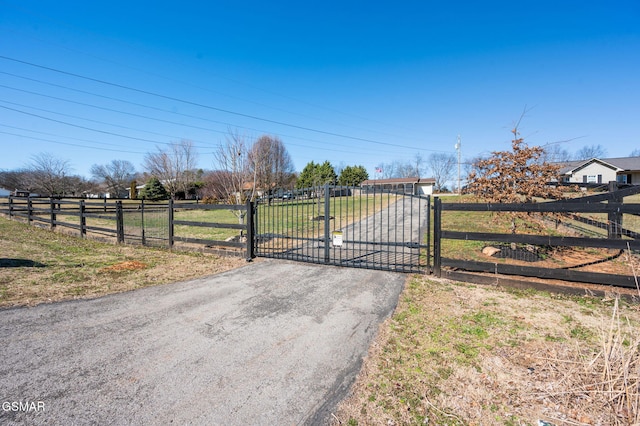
[587,175,597,183]
[598,175,602,184]
[617,174,632,184]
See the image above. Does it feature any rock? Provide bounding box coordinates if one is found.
[482,246,501,257]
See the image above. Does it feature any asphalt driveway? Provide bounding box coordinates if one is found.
[0,259,406,425]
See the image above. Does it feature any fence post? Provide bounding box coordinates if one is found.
[50,198,56,230]
[427,195,431,271]
[27,197,33,225]
[245,199,255,261]
[116,201,124,244]
[324,183,331,263]
[433,197,442,277]
[80,200,86,238]
[8,195,13,218]
[607,181,622,239]
[141,199,146,246]
[168,198,174,249]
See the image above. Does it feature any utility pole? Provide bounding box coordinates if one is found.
[455,135,461,194]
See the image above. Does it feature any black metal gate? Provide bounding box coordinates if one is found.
[254,184,430,273]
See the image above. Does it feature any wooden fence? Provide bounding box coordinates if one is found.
[433,187,640,289]
[0,197,254,258]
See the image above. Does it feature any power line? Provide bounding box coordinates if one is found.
[0,123,145,150]
[0,110,390,159]
[1,77,440,157]
[0,130,147,154]
[0,55,432,151]
[0,104,182,146]
[3,7,423,137]
[0,98,218,147]
[0,79,388,151]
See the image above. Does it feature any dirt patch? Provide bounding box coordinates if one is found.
[481,245,637,276]
[100,261,149,272]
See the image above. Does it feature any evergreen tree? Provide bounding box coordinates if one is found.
[338,165,369,186]
[141,177,169,201]
[296,161,337,189]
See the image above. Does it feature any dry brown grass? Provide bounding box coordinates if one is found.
[0,217,245,308]
[332,276,640,426]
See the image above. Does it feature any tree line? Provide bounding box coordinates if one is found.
[2,129,636,200]
[0,133,372,201]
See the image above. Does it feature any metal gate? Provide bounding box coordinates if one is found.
[254,184,430,273]
[121,201,170,247]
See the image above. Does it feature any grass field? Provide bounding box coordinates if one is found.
[0,216,244,307]
[0,195,395,247]
[436,195,640,274]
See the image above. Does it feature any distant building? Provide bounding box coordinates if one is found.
[360,177,436,195]
[557,156,640,185]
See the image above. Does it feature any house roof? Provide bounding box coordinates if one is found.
[361,177,435,185]
[557,156,640,175]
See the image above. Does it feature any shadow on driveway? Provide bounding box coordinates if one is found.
[0,259,406,425]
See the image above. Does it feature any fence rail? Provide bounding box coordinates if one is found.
[0,196,251,257]
[4,186,640,291]
[433,195,640,289]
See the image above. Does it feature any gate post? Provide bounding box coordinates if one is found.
[168,198,174,249]
[324,183,331,263]
[140,199,146,246]
[433,197,442,277]
[116,201,124,244]
[426,195,431,270]
[245,199,255,261]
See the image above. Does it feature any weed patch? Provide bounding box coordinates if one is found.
[333,276,640,425]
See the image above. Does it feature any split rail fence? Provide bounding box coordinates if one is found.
[433,186,640,289]
[3,184,640,291]
[0,197,253,257]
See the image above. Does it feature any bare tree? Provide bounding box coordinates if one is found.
[213,131,251,223]
[200,170,231,202]
[630,149,640,157]
[27,153,73,196]
[377,160,418,179]
[248,135,295,197]
[90,160,136,198]
[143,140,199,199]
[0,169,32,192]
[413,153,424,178]
[541,143,571,163]
[427,153,456,192]
[574,144,608,161]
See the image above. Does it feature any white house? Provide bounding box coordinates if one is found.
[558,156,640,185]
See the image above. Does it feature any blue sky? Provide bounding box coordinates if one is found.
[1,0,639,181]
